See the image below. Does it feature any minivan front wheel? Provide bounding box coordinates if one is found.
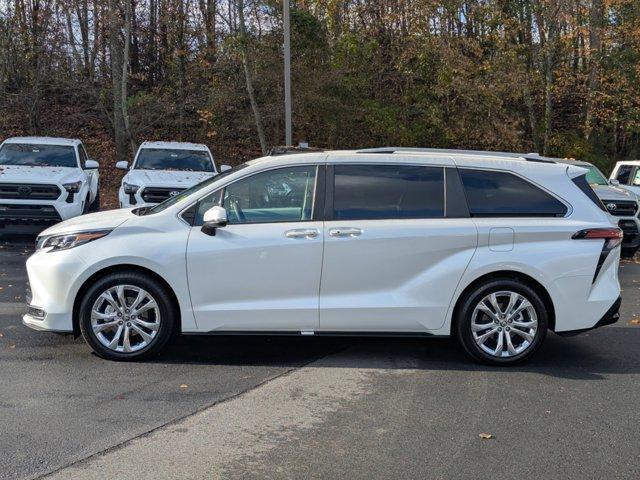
[79,273,175,360]
[456,279,548,365]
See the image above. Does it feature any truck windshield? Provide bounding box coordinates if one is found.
[585,165,609,186]
[0,144,77,168]
[135,148,214,172]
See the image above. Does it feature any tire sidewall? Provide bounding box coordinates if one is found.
[456,279,548,365]
[79,273,175,361]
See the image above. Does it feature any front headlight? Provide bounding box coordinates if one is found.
[36,230,112,252]
[63,181,82,193]
[123,182,140,194]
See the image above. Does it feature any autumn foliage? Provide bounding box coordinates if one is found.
[1,0,639,208]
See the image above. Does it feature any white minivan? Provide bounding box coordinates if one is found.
[23,149,622,365]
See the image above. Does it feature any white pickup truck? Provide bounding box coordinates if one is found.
[0,137,99,232]
[117,141,228,208]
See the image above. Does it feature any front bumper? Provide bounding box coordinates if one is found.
[557,296,621,337]
[0,200,84,233]
[617,219,640,249]
[21,248,87,333]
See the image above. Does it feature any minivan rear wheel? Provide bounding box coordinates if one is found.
[455,279,548,365]
[79,272,175,361]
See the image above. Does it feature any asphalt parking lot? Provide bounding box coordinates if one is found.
[1,236,639,480]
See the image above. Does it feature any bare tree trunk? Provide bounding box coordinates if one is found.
[537,1,559,155]
[584,0,603,140]
[122,0,135,152]
[109,0,128,161]
[177,0,187,139]
[237,0,267,154]
[198,0,216,60]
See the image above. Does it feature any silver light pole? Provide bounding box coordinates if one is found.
[283,0,292,146]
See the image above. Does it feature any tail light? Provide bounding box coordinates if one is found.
[572,228,623,249]
[573,228,623,283]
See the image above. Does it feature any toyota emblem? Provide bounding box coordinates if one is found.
[606,203,617,210]
[17,185,32,196]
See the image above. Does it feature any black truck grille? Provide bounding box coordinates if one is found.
[141,187,185,204]
[0,204,61,222]
[603,200,638,217]
[0,183,60,200]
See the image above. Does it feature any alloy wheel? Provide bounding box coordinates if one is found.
[90,284,161,353]
[471,290,538,358]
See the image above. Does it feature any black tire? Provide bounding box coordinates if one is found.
[621,246,638,259]
[79,272,176,361]
[89,188,100,212]
[455,278,548,366]
[82,193,91,214]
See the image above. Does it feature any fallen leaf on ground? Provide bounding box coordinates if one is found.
[9,344,16,349]
[479,432,493,440]
[179,384,188,389]
[630,318,640,325]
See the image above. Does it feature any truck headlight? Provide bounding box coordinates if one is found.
[36,230,112,252]
[123,182,140,194]
[63,181,82,193]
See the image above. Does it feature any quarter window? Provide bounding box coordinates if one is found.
[459,169,567,217]
[194,166,317,225]
[332,164,444,220]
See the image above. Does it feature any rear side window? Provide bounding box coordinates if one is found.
[615,165,633,185]
[332,164,444,220]
[459,169,567,217]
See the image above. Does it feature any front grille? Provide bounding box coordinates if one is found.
[0,204,61,221]
[0,183,61,200]
[141,187,185,204]
[603,200,638,217]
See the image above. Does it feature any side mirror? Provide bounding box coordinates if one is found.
[220,165,232,173]
[201,206,228,236]
[116,160,129,170]
[85,159,99,169]
[609,179,620,186]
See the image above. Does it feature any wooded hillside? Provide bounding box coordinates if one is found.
[1,0,639,207]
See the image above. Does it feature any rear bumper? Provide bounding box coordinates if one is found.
[557,296,621,337]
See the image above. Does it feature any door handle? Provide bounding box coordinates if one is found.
[328,227,363,238]
[285,228,319,239]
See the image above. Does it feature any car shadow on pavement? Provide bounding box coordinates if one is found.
[147,325,640,381]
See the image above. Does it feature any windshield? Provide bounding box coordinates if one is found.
[0,143,77,168]
[586,165,609,186]
[144,163,249,215]
[135,148,214,172]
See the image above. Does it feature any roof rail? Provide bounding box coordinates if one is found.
[268,145,324,156]
[356,147,557,163]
